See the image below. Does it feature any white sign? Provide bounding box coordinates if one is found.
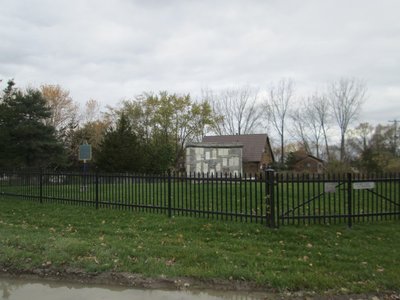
[324,182,337,193]
[353,182,375,190]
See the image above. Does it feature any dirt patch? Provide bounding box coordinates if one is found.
[0,267,399,300]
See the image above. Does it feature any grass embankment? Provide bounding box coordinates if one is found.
[0,197,399,293]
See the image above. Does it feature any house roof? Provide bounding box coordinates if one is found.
[202,134,271,162]
[187,142,243,148]
[296,156,324,164]
[291,151,324,163]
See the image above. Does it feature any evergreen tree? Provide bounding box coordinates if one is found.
[96,114,144,172]
[0,80,65,168]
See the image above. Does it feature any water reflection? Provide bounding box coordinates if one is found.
[0,276,269,300]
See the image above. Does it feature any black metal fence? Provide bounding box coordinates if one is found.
[273,172,400,227]
[0,170,399,227]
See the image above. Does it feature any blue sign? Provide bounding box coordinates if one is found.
[79,143,92,161]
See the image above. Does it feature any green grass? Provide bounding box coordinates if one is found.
[0,196,399,293]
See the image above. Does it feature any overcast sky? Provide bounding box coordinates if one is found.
[1,0,399,126]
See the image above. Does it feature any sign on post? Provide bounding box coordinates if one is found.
[79,141,92,193]
[353,182,375,190]
[79,142,92,162]
[324,182,337,193]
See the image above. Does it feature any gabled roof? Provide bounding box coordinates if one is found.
[291,151,324,164]
[202,134,271,162]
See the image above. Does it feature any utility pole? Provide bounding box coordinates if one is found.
[389,119,399,156]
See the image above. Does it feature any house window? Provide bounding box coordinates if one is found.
[218,149,228,156]
[222,158,228,166]
[211,149,217,159]
[205,152,210,160]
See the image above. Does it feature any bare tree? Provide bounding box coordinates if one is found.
[211,86,263,135]
[311,93,331,160]
[266,78,294,166]
[41,84,79,133]
[305,93,334,159]
[84,98,102,124]
[291,94,331,160]
[328,78,366,162]
[290,106,311,154]
[346,122,374,160]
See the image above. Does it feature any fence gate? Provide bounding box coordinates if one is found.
[271,172,400,227]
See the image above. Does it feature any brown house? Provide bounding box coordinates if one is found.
[289,151,325,174]
[199,134,275,174]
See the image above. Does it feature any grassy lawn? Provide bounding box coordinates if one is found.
[0,196,399,293]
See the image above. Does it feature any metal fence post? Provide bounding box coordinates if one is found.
[265,169,276,228]
[39,169,43,204]
[95,171,99,209]
[168,169,172,218]
[347,172,353,228]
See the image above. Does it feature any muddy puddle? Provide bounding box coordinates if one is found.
[0,276,270,300]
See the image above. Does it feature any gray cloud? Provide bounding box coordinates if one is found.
[1,0,399,125]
